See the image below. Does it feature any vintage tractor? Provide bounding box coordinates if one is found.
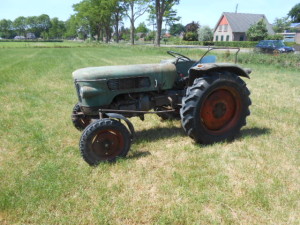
[71,48,251,165]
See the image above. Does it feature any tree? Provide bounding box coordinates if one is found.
[183,21,199,41]
[164,9,180,31]
[198,25,213,41]
[65,15,78,39]
[246,19,268,41]
[123,0,149,45]
[49,18,66,39]
[273,17,291,33]
[73,0,116,42]
[169,23,184,36]
[0,19,14,38]
[111,0,125,43]
[26,16,39,37]
[13,16,27,36]
[37,14,51,39]
[151,0,180,46]
[147,13,156,43]
[136,22,149,34]
[288,3,300,22]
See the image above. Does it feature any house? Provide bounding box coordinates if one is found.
[213,12,275,41]
[279,23,300,44]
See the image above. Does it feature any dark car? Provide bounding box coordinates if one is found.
[255,40,295,53]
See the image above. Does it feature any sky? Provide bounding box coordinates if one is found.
[0,0,299,29]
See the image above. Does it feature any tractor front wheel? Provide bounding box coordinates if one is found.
[79,119,131,166]
[71,103,91,131]
[181,72,251,144]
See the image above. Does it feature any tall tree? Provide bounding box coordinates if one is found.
[246,19,268,41]
[13,16,27,36]
[183,21,199,41]
[37,14,52,39]
[169,23,184,36]
[288,3,300,22]
[0,19,14,38]
[49,18,66,39]
[73,0,116,42]
[147,13,156,43]
[123,0,149,45]
[151,0,180,46]
[198,25,213,41]
[26,16,39,37]
[112,0,124,43]
[65,15,78,39]
[163,9,180,31]
[273,17,291,33]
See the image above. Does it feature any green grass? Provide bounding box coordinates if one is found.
[0,44,299,224]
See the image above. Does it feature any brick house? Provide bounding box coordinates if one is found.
[213,12,274,41]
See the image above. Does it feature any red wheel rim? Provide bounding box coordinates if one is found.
[200,87,242,134]
[91,129,124,160]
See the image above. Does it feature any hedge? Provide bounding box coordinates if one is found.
[214,41,259,48]
[0,39,63,42]
[170,40,297,48]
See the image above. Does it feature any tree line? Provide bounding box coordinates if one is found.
[1,1,299,44]
[0,0,181,46]
[0,14,65,40]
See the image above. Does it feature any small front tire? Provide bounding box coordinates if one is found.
[71,103,91,131]
[80,119,131,166]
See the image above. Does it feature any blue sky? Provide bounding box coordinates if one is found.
[0,0,298,28]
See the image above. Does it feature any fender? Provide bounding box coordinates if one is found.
[188,63,251,86]
[105,113,135,141]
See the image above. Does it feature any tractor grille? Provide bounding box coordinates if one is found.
[107,77,151,90]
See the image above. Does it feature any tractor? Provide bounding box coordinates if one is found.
[71,48,251,165]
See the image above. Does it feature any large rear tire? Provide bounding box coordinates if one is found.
[80,119,131,166]
[181,72,251,144]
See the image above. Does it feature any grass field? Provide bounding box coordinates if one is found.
[0,43,299,224]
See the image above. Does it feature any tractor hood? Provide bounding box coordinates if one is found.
[72,63,177,81]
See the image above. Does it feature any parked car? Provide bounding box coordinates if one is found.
[255,40,295,53]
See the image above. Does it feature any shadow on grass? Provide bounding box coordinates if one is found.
[134,126,185,143]
[127,151,152,160]
[238,127,271,139]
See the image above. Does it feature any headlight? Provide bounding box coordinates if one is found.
[79,87,84,98]
[80,86,100,98]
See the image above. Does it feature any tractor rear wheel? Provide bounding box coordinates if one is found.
[80,119,131,165]
[181,72,251,144]
[71,103,91,131]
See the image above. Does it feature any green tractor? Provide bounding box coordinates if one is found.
[72,48,251,165]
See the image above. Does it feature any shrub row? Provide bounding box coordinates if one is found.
[172,40,215,46]
[170,40,298,48]
[237,52,300,69]
[214,41,259,48]
[0,39,63,42]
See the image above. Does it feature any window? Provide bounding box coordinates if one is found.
[224,24,228,32]
[239,35,244,41]
[226,35,230,41]
[221,35,224,41]
[218,25,222,32]
[216,35,219,41]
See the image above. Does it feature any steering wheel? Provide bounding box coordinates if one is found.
[167,51,191,63]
